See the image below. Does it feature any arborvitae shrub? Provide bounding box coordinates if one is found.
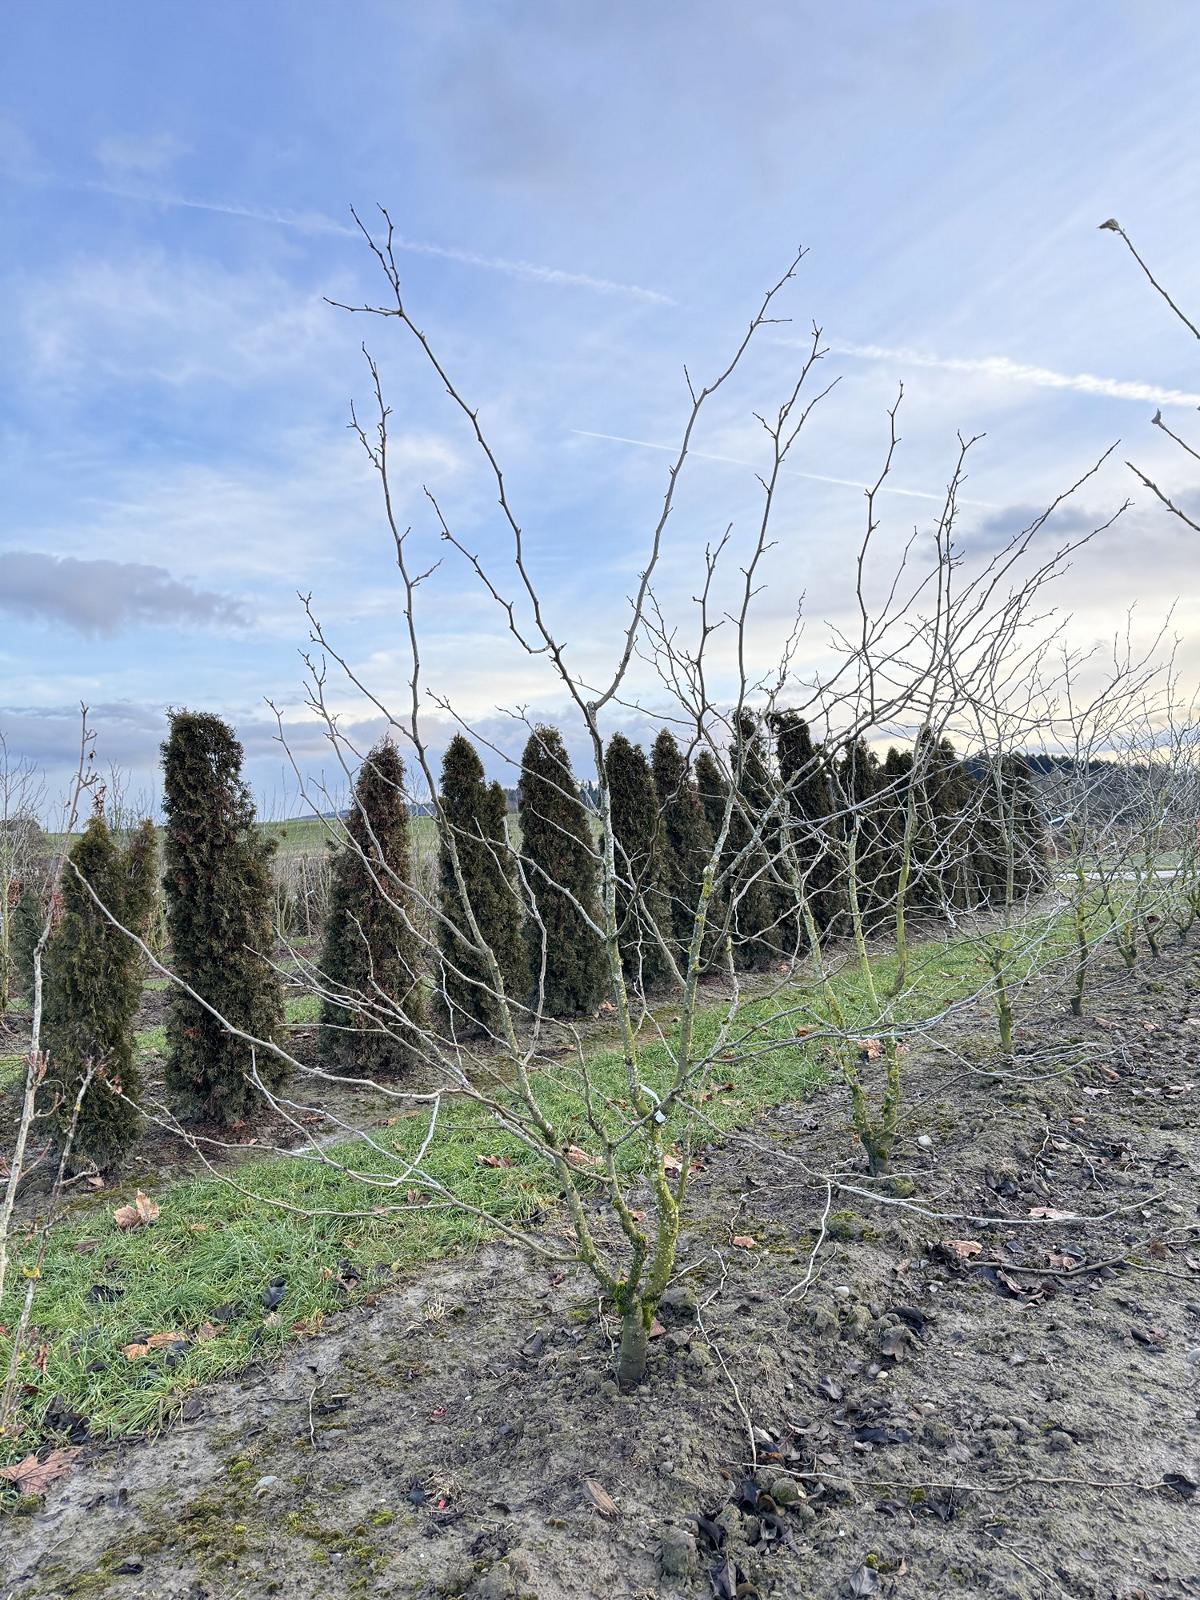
[651,731,719,962]
[518,726,607,1016]
[604,734,672,991]
[319,738,425,1073]
[162,711,285,1123]
[120,817,160,963]
[773,711,844,936]
[12,885,44,998]
[438,733,528,1033]
[838,738,887,925]
[694,750,730,847]
[726,715,785,970]
[39,812,143,1170]
[909,729,972,910]
[875,746,915,910]
[972,754,1048,904]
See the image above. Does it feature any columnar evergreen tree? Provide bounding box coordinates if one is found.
[162,711,285,1123]
[972,754,1048,904]
[604,734,672,990]
[437,733,528,1033]
[694,750,731,847]
[518,726,607,1015]
[12,885,44,997]
[320,738,425,1073]
[773,711,844,935]
[838,738,886,926]
[909,728,973,910]
[874,746,916,911]
[121,816,160,957]
[39,811,144,1169]
[651,730,719,960]
[732,713,795,966]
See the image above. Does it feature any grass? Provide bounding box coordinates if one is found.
[0,923,1006,1456]
[0,898,1119,1457]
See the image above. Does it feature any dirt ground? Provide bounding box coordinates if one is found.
[2,938,1198,1600]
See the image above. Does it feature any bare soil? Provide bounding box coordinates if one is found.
[3,939,1198,1600]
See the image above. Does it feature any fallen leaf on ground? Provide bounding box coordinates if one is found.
[856,1039,883,1060]
[476,1153,513,1169]
[584,1477,619,1518]
[112,1191,160,1230]
[944,1239,982,1258]
[565,1145,600,1169]
[0,1447,81,1496]
[1028,1207,1076,1220]
[122,1330,186,1360]
[731,1235,757,1250]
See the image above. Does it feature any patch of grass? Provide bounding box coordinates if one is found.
[285,992,322,1025]
[0,915,1067,1454]
[134,1024,168,1059]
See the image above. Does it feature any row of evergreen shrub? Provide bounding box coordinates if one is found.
[24,709,1046,1171]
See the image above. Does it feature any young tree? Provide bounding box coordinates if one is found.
[604,733,672,992]
[651,730,719,959]
[518,726,607,1016]
[437,733,528,1033]
[162,711,285,1123]
[320,738,426,1072]
[39,810,143,1170]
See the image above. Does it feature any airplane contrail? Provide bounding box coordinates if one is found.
[829,339,1200,409]
[568,428,991,505]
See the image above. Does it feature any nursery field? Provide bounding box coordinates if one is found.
[2,932,1196,1599]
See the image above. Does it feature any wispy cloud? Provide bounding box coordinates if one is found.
[830,340,1200,409]
[94,131,189,177]
[33,173,676,305]
[0,551,250,637]
[569,428,974,504]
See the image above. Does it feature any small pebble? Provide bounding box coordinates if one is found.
[917,1134,934,1150]
[833,1285,852,1300]
[253,1474,281,1498]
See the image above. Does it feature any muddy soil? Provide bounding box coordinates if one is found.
[3,939,1199,1600]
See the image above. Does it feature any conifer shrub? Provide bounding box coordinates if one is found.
[319,738,425,1073]
[12,885,44,998]
[161,710,285,1123]
[604,733,672,991]
[651,730,720,961]
[437,733,528,1033]
[838,738,887,928]
[39,811,143,1170]
[517,726,607,1016]
[727,715,786,970]
[773,711,844,936]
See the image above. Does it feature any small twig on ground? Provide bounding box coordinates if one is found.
[696,1246,757,1471]
[783,1179,832,1301]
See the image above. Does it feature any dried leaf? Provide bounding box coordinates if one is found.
[476,1153,513,1169]
[112,1191,160,1230]
[0,1446,81,1496]
[122,1329,186,1361]
[731,1235,757,1250]
[856,1039,883,1060]
[584,1477,619,1518]
[565,1145,600,1169]
[1028,1207,1076,1221]
[944,1239,982,1259]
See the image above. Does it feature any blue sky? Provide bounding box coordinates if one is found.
[3,2,1198,811]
